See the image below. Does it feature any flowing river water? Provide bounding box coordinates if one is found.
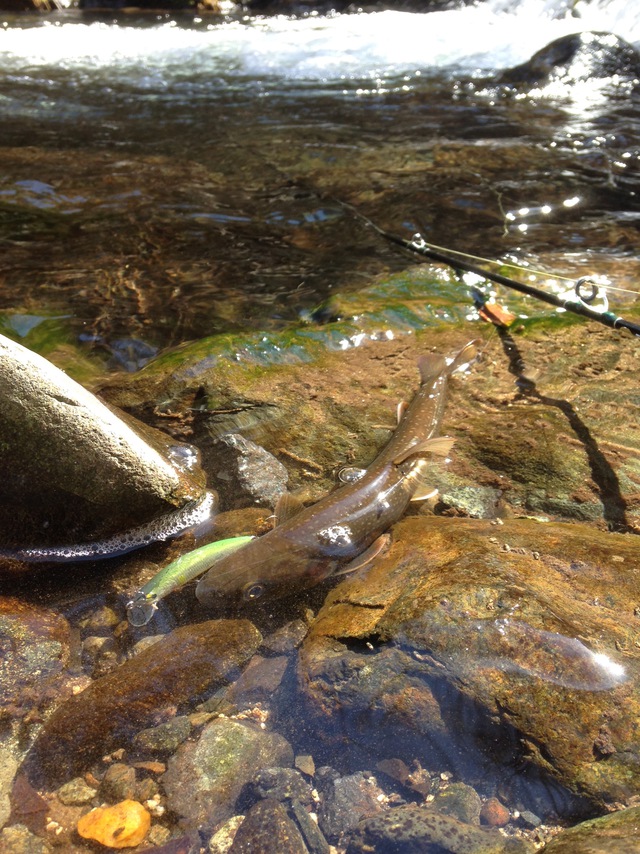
[3,1,640,851]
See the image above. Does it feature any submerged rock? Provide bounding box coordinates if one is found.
[228,799,308,854]
[162,717,294,832]
[21,619,262,786]
[76,799,150,849]
[542,805,640,853]
[0,597,71,721]
[298,517,640,815]
[345,804,533,854]
[0,333,209,564]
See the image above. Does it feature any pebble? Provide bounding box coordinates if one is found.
[55,777,97,806]
[225,655,289,707]
[77,799,150,848]
[317,769,386,841]
[133,715,192,755]
[480,797,511,828]
[208,815,245,854]
[250,768,314,808]
[519,809,543,828]
[0,823,53,853]
[295,755,316,777]
[432,782,482,825]
[99,763,137,803]
[263,620,309,654]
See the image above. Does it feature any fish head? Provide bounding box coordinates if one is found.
[195,536,338,608]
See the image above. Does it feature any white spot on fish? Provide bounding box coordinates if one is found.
[317,524,354,548]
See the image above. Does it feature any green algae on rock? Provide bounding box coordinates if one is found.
[298,516,640,815]
[0,333,210,564]
[542,805,640,853]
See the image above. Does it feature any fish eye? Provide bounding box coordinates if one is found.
[243,582,266,601]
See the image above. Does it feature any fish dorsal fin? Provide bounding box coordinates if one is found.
[393,435,456,465]
[332,534,391,577]
[417,353,447,385]
[274,493,305,525]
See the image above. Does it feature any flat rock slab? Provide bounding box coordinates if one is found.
[21,618,262,787]
[298,516,640,814]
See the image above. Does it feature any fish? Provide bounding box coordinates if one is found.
[195,340,477,607]
[126,534,254,626]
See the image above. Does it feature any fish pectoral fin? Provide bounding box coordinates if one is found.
[274,492,305,525]
[396,400,408,425]
[332,534,391,577]
[393,435,456,465]
[410,485,439,502]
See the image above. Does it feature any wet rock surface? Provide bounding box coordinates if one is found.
[298,515,640,813]
[0,598,71,721]
[0,333,207,560]
[345,803,535,853]
[542,805,640,853]
[21,619,262,786]
[162,717,294,832]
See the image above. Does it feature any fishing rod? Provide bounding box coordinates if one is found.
[340,201,640,338]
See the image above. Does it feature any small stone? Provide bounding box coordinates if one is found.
[208,815,245,854]
[56,777,97,806]
[480,797,510,828]
[135,777,158,803]
[290,798,330,854]
[432,781,482,825]
[376,758,410,786]
[0,823,53,853]
[146,824,172,847]
[79,606,121,633]
[520,809,542,828]
[133,716,192,755]
[263,620,309,654]
[132,761,166,776]
[99,763,137,803]
[251,768,313,807]
[225,656,289,707]
[317,770,385,841]
[295,755,316,777]
[77,800,150,848]
[228,799,307,854]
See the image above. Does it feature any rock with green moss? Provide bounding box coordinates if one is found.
[542,806,640,852]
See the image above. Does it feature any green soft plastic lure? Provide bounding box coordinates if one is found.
[126,535,254,626]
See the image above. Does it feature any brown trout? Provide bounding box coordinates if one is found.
[195,341,476,606]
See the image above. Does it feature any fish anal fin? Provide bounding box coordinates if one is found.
[332,534,391,577]
[274,493,305,525]
[393,435,456,465]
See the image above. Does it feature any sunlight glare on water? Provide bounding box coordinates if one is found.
[1,0,639,88]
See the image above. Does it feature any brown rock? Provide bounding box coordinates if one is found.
[480,797,510,828]
[21,619,262,786]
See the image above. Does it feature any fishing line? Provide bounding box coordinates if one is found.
[337,200,640,339]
